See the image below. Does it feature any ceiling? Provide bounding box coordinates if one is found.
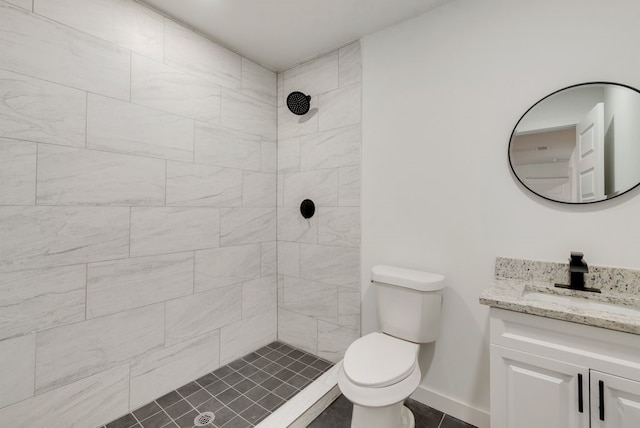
[139,0,448,72]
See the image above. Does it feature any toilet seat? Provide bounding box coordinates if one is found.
[343,332,419,388]
[338,361,422,408]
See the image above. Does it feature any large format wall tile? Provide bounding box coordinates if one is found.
[261,138,277,173]
[87,252,194,319]
[277,72,284,107]
[277,309,318,355]
[4,0,31,10]
[131,54,221,124]
[35,305,164,394]
[0,265,85,340]
[0,334,35,408]
[339,287,361,329]
[277,99,319,141]
[0,138,35,205]
[277,137,301,173]
[0,69,86,147]
[299,125,361,170]
[0,206,129,273]
[277,207,318,243]
[34,0,163,61]
[165,285,241,346]
[130,331,220,409]
[339,42,362,88]
[317,207,361,247]
[261,242,277,276]
[220,307,276,365]
[0,3,129,100]
[282,277,338,322]
[299,244,359,287]
[283,51,339,97]
[195,123,261,171]
[0,365,129,428]
[164,19,241,89]
[166,161,242,207]
[317,321,359,363]
[130,207,220,257]
[220,208,276,246]
[338,166,361,207]
[241,58,277,106]
[319,83,362,131]
[283,169,338,207]
[87,94,194,161]
[278,243,300,277]
[279,44,362,366]
[242,276,277,319]
[221,88,276,140]
[194,244,261,292]
[36,145,166,206]
[242,171,276,207]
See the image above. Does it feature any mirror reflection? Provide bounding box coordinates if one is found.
[509,82,640,203]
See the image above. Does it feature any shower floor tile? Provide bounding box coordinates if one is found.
[100,342,332,428]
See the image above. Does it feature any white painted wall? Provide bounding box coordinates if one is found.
[361,0,640,426]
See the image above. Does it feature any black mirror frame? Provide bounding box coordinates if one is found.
[508,81,640,204]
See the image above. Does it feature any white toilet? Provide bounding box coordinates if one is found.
[338,265,444,428]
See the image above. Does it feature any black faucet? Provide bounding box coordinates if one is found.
[555,252,600,293]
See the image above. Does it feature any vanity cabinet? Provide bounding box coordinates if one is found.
[489,308,640,428]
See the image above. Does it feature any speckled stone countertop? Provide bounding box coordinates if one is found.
[480,257,640,335]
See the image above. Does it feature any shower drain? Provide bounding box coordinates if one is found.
[193,411,215,426]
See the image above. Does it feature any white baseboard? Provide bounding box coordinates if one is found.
[410,385,490,428]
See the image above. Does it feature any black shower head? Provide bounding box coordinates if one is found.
[287,91,311,115]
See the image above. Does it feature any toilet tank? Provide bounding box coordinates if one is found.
[372,265,444,343]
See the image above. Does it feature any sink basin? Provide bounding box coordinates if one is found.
[523,291,640,317]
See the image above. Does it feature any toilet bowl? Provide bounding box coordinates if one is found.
[338,332,421,428]
[338,265,444,428]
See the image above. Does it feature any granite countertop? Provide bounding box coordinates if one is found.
[480,278,640,335]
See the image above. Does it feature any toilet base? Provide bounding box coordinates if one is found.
[351,402,415,428]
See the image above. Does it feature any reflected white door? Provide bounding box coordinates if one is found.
[576,103,605,202]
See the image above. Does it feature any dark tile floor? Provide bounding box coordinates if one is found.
[308,395,478,428]
[100,342,333,428]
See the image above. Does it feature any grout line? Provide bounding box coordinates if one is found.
[33,143,38,205]
[192,121,196,163]
[129,51,132,103]
[437,412,446,428]
[84,92,88,148]
[128,207,132,258]
[192,250,196,294]
[84,264,88,320]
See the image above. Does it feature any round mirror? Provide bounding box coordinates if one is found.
[509,82,640,204]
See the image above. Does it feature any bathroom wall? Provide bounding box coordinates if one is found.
[0,0,276,426]
[276,43,362,362]
[361,0,640,427]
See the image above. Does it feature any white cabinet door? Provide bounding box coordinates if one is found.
[491,344,589,428]
[591,370,640,428]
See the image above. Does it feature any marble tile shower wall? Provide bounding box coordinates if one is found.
[0,1,277,426]
[276,43,362,363]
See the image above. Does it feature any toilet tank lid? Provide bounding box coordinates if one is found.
[371,265,444,291]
